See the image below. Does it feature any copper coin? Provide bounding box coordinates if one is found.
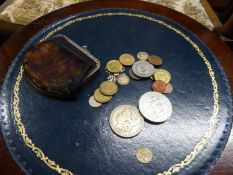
[148,55,163,66]
[152,80,166,93]
[129,69,141,80]
[164,83,173,94]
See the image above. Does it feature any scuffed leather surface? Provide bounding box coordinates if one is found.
[0,8,232,175]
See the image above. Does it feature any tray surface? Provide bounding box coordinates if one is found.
[0,8,232,175]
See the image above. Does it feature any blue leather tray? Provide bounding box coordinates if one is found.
[0,8,232,175]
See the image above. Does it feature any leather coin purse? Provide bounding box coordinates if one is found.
[23,35,100,99]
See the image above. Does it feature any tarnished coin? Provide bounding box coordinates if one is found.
[100,81,118,96]
[136,146,153,164]
[132,61,155,78]
[109,105,144,138]
[94,88,112,103]
[117,74,130,85]
[129,68,141,80]
[148,55,163,66]
[137,51,149,61]
[106,60,123,73]
[89,96,102,108]
[152,80,166,93]
[119,53,135,66]
[154,69,171,84]
[139,92,172,123]
[164,83,173,94]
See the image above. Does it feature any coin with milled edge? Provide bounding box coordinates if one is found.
[139,92,172,123]
[94,88,112,103]
[100,81,118,96]
[154,69,171,84]
[106,60,123,73]
[132,61,155,78]
[117,74,130,85]
[137,51,149,61]
[136,146,153,164]
[89,96,102,108]
[129,69,141,80]
[109,105,144,138]
[119,53,135,66]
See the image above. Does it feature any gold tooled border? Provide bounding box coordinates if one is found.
[13,12,219,175]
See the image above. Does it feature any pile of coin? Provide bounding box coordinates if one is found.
[88,51,175,164]
[129,52,173,94]
[89,54,134,107]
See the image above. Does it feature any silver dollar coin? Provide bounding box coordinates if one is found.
[89,96,102,108]
[139,92,172,123]
[132,61,155,78]
[109,105,144,138]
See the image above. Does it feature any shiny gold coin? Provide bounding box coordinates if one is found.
[136,146,153,164]
[94,88,112,103]
[100,81,118,96]
[119,53,135,66]
[106,60,123,73]
[153,69,171,84]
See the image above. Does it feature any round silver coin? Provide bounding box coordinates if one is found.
[132,61,155,78]
[89,96,102,108]
[139,92,172,123]
[137,51,149,61]
[109,105,144,138]
[117,74,130,85]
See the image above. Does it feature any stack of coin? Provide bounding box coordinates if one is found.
[89,81,118,107]
[89,56,131,107]
[152,69,173,94]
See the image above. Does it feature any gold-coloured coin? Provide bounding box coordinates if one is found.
[153,69,171,84]
[94,88,112,103]
[136,146,153,164]
[100,81,118,96]
[119,53,135,66]
[106,60,123,73]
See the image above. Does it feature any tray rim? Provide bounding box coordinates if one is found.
[0,5,233,175]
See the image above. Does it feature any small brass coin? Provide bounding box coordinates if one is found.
[148,55,163,66]
[136,146,153,164]
[117,74,130,85]
[94,88,112,103]
[154,69,171,84]
[132,60,155,78]
[100,81,118,96]
[119,53,135,66]
[137,51,149,61]
[106,60,123,73]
